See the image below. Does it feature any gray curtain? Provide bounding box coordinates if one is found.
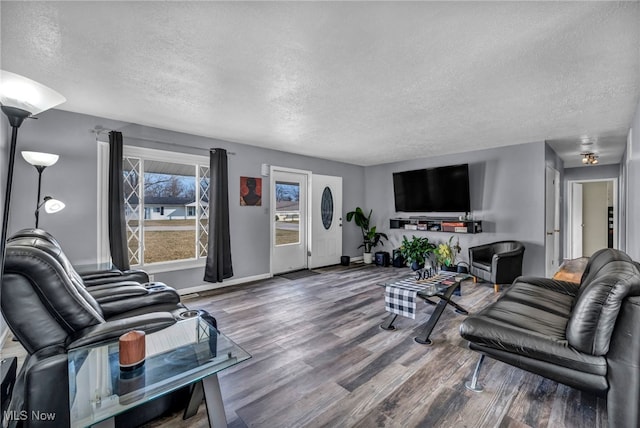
[204,148,233,282]
[108,131,130,270]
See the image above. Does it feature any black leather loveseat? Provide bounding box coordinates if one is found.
[460,248,640,427]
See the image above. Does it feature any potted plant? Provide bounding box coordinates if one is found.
[346,207,388,264]
[435,236,462,271]
[400,235,436,270]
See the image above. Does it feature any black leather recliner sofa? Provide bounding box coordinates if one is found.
[9,229,150,286]
[1,231,206,427]
[460,248,640,427]
[7,228,182,319]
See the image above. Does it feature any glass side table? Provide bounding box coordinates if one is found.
[68,315,250,427]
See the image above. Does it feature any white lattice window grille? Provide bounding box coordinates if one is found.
[122,147,210,269]
[199,165,210,258]
[123,156,142,266]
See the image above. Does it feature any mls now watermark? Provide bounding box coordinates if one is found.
[3,410,56,422]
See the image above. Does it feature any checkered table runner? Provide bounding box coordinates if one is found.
[384,271,459,319]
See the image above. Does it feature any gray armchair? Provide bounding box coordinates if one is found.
[469,240,525,292]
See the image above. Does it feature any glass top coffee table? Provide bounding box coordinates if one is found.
[68,314,250,428]
[379,271,470,345]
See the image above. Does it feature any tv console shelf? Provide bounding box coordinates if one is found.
[390,217,482,234]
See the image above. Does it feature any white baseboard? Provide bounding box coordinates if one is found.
[350,256,364,262]
[177,273,273,296]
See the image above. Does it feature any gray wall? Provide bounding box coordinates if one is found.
[624,97,640,261]
[363,141,547,276]
[564,164,621,181]
[9,110,128,263]
[9,109,365,290]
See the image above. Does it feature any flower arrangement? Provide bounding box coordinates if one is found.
[435,236,462,269]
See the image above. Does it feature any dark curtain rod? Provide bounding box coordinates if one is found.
[92,128,236,155]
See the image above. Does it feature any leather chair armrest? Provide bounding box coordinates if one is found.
[16,350,70,428]
[79,269,122,280]
[493,248,524,260]
[86,280,146,292]
[82,270,150,286]
[89,284,150,303]
[66,312,176,349]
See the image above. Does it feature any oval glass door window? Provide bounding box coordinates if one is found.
[321,187,333,230]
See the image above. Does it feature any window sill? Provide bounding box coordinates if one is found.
[133,259,206,274]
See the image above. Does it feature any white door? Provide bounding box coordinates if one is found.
[310,175,343,268]
[271,169,308,274]
[571,183,584,258]
[545,166,560,277]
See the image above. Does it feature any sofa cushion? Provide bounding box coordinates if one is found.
[471,260,492,272]
[567,260,640,356]
[460,280,607,375]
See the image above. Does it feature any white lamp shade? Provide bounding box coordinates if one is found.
[0,70,66,115]
[22,151,59,167]
[43,198,65,214]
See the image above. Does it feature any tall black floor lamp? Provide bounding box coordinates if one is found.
[0,70,65,287]
[21,151,65,228]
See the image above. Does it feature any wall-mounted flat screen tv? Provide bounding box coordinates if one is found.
[393,163,471,212]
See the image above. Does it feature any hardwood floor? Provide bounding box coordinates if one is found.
[2,264,608,427]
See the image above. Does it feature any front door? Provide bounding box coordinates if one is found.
[310,174,343,268]
[271,169,309,274]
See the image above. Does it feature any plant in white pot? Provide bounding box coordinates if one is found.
[346,207,388,264]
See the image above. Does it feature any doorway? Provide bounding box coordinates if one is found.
[567,178,617,258]
[270,168,310,274]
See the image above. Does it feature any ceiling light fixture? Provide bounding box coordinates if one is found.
[581,152,599,165]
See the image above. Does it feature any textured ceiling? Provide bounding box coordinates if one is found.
[2,1,639,167]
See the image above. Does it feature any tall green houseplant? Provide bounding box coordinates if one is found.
[346,207,388,264]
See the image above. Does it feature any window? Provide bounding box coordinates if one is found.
[122,146,210,267]
[275,181,300,245]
